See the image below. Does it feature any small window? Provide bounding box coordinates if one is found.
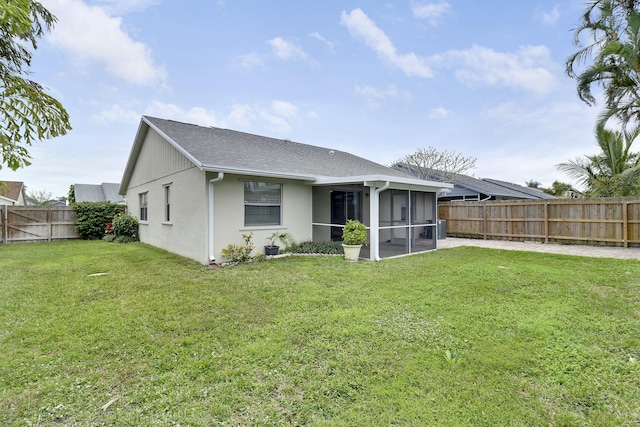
[244,181,281,226]
[139,192,148,221]
[164,185,171,222]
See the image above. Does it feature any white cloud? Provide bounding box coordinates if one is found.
[537,5,561,25]
[93,104,140,124]
[227,104,256,126]
[44,0,166,86]
[144,99,302,134]
[355,84,410,108]
[340,8,433,78]
[236,52,266,70]
[310,31,335,53]
[260,111,292,133]
[433,44,558,94]
[428,107,452,119]
[146,102,220,127]
[92,0,159,15]
[271,100,298,118]
[411,1,452,23]
[266,37,309,61]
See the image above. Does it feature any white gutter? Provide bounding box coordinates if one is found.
[370,181,390,261]
[208,172,225,262]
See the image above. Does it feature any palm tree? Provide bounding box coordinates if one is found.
[570,8,640,126]
[557,125,640,196]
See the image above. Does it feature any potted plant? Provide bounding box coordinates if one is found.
[264,231,293,256]
[341,219,367,262]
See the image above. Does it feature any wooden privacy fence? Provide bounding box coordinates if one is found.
[438,198,640,248]
[0,206,78,243]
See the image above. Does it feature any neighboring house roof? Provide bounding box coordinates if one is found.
[120,116,452,193]
[75,183,125,204]
[396,166,556,200]
[0,180,26,205]
[482,178,557,200]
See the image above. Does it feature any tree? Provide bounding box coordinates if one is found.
[0,0,71,171]
[557,125,640,196]
[525,180,542,189]
[25,188,55,205]
[566,1,640,126]
[390,147,477,182]
[547,181,578,197]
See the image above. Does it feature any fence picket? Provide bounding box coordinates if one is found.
[438,198,640,247]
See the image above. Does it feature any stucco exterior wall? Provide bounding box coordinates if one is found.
[124,129,208,264]
[212,173,313,262]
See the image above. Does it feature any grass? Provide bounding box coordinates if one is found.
[1,240,639,426]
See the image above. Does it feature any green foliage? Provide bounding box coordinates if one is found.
[292,240,344,254]
[558,125,640,196]
[221,233,255,263]
[1,242,640,425]
[342,219,368,245]
[111,212,139,242]
[0,1,71,171]
[74,202,125,240]
[265,231,294,249]
[25,188,56,205]
[67,184,75,204]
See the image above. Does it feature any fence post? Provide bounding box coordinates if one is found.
[623,200,629,248]
[544,201,549,244]
[483,203,487,240]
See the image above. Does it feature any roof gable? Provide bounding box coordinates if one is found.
[120,116,439,194]
[0,181,25,202]
[144,116,411,178]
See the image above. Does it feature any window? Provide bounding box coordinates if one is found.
[139,192,148,221]
[244,181,281,226]
[164,185,171,222]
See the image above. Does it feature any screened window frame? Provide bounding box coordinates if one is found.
[243,181,282,226]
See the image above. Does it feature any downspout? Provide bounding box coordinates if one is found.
[371,181,390,261]
[208,172,225,263]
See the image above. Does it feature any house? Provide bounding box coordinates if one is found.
[119,116,453,264]
[0,181,26,206]
[437,174,557,202]
[74,183,125,204]
[404,168,557,202]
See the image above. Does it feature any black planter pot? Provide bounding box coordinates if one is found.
[264,245,280,256]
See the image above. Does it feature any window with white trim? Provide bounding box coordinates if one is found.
[164,185,171,222]
[244,181,281,226]
[139,192,148,221]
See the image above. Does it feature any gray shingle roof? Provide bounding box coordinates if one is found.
[75,183,125,203]
[144,116,412,179]
[398,167,557,200]
[482,178,557,200]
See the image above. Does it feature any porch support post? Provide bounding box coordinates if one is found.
[367,181,390,261]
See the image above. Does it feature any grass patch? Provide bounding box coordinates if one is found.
[1,241,639,425]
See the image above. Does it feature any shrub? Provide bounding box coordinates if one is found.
[292,241,344,255]
[221,233,255,263]
[74,202,125,240]
[112,212,139,242]
[342,219,368,245]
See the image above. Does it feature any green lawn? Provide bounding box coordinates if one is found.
[1,241,639,426]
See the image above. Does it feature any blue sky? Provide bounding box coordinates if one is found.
[7,0,600,198]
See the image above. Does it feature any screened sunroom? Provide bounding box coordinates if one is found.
[311,176,452,260]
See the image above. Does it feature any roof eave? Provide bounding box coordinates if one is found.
[201,164,317,181]
[314,174,454,192]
